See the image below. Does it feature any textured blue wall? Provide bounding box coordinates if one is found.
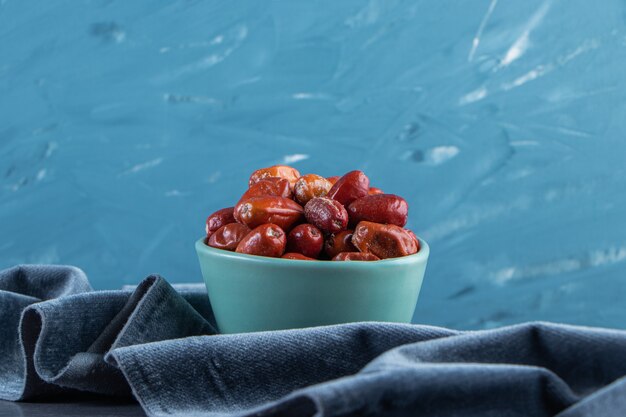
[2,0,626,329]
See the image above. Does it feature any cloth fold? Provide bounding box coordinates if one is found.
[2,264,626,417]
[1,265,216,400]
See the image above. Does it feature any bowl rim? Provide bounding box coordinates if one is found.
[195,235,429,267]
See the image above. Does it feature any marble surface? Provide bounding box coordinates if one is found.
[1,0,626,330]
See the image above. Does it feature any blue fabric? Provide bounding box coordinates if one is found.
[2,265,626,416]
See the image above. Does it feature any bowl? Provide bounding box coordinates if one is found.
[195,237,429,333]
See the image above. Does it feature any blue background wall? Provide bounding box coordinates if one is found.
[2,0,625,329]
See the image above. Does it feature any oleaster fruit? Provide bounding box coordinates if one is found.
[203,165,421,260]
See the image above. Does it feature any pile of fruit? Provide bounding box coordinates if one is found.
[203,165,420,261]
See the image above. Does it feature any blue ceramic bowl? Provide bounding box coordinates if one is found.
[195,237,430,333]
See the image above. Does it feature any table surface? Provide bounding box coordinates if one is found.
[0,399,146,417]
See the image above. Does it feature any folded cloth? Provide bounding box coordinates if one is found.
[0,265,216,400]
[2,265,626,417]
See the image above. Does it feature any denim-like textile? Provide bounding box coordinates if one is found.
[2,265,626,417]
[0,265,215,400]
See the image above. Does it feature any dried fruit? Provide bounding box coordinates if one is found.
[203,166,419,260]
[282,252,317,260]
[286,224,324,258]
[234,196,304,231]
[207,223,250,251]
[239,178,292,202]
[249,165,301,189]
[352,221,418,259]
[324,230,357,259]
[405,229,421,252]
[332,252,380,261]
[304,197,349,234]
[347,194,408,227]
[236,224,286,257]
[205,207,235,236]
[327,170,370,207]
[293,174,332,205]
